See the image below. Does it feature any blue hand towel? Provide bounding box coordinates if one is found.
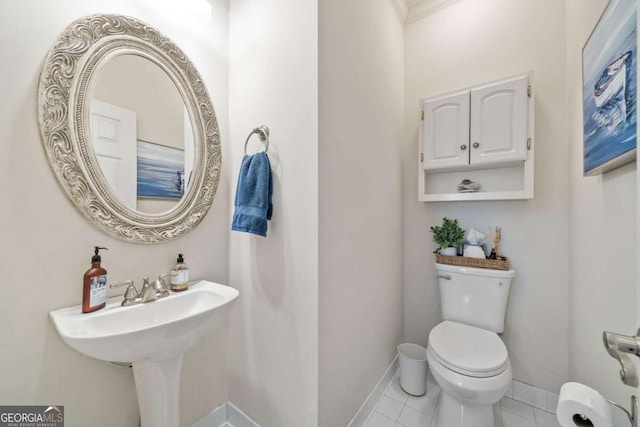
[232,152,273,237]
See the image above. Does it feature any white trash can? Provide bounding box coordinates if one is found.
[397,343,427,396]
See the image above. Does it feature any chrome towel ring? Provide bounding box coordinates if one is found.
[244,125,270,155]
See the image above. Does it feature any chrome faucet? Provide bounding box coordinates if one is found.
[110,275,171,307]
[110,280,142,306]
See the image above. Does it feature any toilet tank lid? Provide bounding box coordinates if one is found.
[435,263,515,278]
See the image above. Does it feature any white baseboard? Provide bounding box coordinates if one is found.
[191,400,260,427]
[191,362,560,427]
[227,401,260,427]
[508,380,560,414]
[193,402,228,427]
[192,360,401,427]
[348,354,399,427]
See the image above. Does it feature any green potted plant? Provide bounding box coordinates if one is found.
[430,217,465,256]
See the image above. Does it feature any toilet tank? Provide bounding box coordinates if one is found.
[436,263,515,333]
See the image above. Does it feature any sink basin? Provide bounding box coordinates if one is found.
[49,280,238,427]
[50,280,238,363]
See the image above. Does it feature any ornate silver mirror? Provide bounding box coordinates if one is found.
[38,14,221,243]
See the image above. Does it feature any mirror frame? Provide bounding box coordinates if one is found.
[38,14,221,244]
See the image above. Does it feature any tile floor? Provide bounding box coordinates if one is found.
[363,371,561,427]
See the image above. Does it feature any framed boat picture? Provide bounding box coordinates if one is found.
[582,0,637,176]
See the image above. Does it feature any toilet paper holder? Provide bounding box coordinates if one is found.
[603,328,640,426]
[606,396,637,427]
[603,329,640,387]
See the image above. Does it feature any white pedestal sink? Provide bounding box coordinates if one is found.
[49,280,238,427]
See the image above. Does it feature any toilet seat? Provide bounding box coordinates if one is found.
[428,321,508,378]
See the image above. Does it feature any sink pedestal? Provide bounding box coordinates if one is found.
[49,281,239,427]
[133,355,183,427]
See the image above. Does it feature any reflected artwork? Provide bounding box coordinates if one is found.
[137,140,185,199]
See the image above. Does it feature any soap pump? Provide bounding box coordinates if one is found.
[170,253,189,292]
[82,246,108,313]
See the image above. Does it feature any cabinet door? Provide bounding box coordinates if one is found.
[421,91,470,170]
[470,75,528,165]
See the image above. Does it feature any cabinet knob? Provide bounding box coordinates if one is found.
[460,144,467,150]
[472,142,480,148]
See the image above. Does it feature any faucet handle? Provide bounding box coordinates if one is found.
[158,273,173,286]
[140,277,157,303]
[109,280,141,306]
[154,274,171,298]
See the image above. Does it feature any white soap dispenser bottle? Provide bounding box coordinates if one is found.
[170,253,189,292]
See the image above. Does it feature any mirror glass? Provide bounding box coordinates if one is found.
[38,14,221,244]
[90,55,195,214]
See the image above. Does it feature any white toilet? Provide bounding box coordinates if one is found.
[427,263,515,427]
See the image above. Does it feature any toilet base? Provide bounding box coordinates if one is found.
[433,391,495,427]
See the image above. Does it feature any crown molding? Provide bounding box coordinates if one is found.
[390,0,408,25]
[391,0,461,26]
[406,0,461,25]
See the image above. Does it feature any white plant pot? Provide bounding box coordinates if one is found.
[441,247,457,256]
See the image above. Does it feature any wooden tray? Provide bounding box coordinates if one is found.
[435,254,510,271]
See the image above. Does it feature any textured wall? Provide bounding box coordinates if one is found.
[403,0,570,392]
[566,0,638,405]
[228,0,319,425]
[0,1,230,426]
[318,0,405,425]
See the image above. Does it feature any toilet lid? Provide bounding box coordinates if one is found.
[428,321,508,377]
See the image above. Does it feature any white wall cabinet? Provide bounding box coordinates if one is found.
[419,73,534,202]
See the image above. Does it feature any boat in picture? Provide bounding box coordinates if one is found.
[594,51,631,107]
[176,171,185,192]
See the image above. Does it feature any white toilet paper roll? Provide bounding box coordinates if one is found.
[556,382,612,427]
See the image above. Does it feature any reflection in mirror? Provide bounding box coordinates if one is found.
[90,54,194,214]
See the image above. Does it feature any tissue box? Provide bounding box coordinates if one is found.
[463,244,485,259]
